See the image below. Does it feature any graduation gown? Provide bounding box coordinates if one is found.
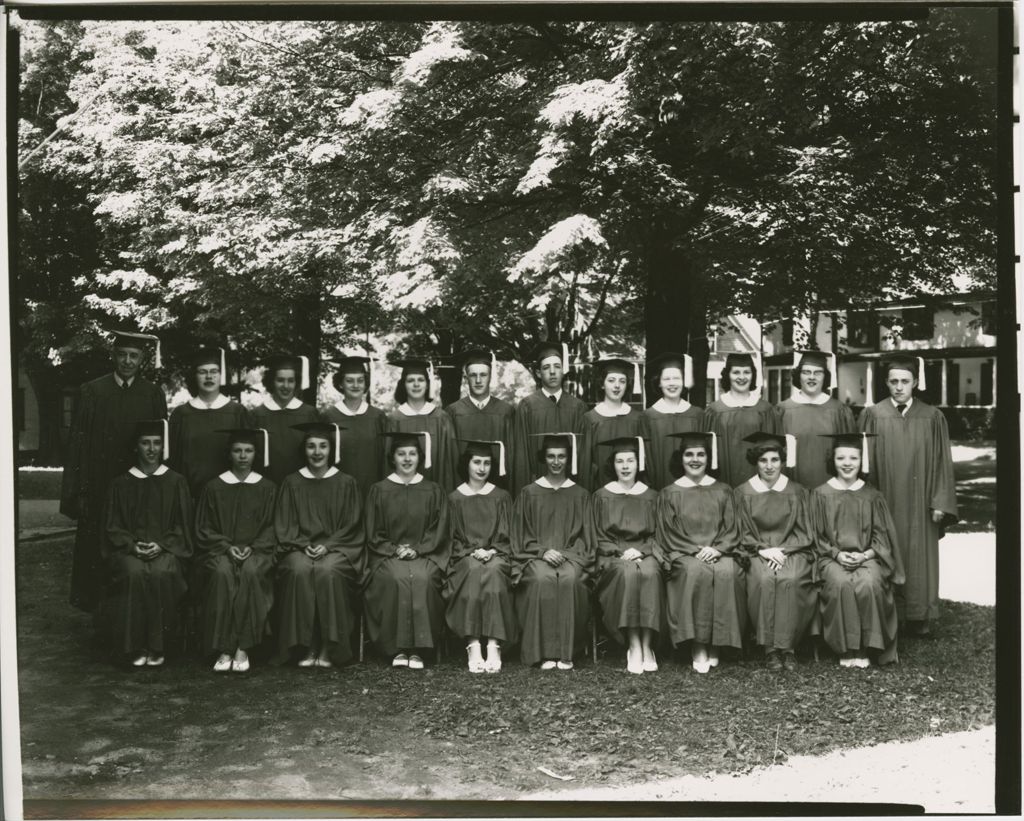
[778,395,856,491]
[510,390,589,495]
[639,401,705,490]
[735,476,816,651]
[195,471,277,654]
[61,373,168,612]
[655,477,745,649]
[387,404,459,494]
[273,467,366,665]
[859,399,958,622]
[248,398,320,485]
[512,479,594,665]
[445,484,516,643]
[321,401,388,498]
[811,480,905,664]
[168,397,249,499]
[592,483,664,644]
[364,476,450,656]
[703,396,782,488]
[583,406,641,489]
[98,465,192,654]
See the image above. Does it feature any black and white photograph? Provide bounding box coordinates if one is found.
[4,1,1018,817]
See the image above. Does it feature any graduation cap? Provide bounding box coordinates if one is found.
[529,431,579,475]
[819,432,877,474]
[458,347,497,372]
[667,430,718,471]
[741,431,797,469]
[458,438,506,477]
[392,357,436,386]
[105,329,162,368]
[721,351,762,380]
[216,427,270,468]
[265,353,311,391]
[192,347,227,386]
[531,341,569,373]
[291,421,346,465]
[598,436,647,473]
[381,430,433,470]
[132,418,169,460]
[883,355,927,391]
[647,351,694,389]
[595,357,643,397]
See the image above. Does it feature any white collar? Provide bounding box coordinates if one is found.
[792,390,830,406]
[748,474,790,493]
[129,464,169,479]
[603,480,649,496]
[262,396,303,411]
[540,388,563,402]
[456,482,495,496]
[719,391,761,408]
[593,401,631,417]
[534,476,576,490]
[397,401,436,416]
[651,397,692,414]
[333,398,369,416]
[890,397,914,413]
[218,470,262,485]
[113,373,134,388]
[189,394,231,410]
[468,395,491,410]
[827,477,866,491]
[674,474,716,488]
[299,466,339,480]
[387,472,424,485]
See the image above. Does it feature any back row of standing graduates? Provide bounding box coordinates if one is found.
[61,333,958,662]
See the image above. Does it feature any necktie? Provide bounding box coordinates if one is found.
[549,394,557,404]
[122,380,131,391]
[896,403,907,416]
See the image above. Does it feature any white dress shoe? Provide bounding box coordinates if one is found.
[131,653,148,668]
[145,654,165,667]
[556,660,574,671]
[392,653,409,668]
[626,648,643,675]
[408,654,424,670]
[298,651,318,668]
[213,654,232,673]
[540,660,557,670]
[642,650,658,673]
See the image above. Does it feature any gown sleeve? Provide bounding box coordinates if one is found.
[928,411,959,527]
[810,491,841,561]
[273,477,307,555]
[365,484,399,561]
[782,487,814,556]
[195,481,231,557]
[411,485,450,573]
[869,492,906,584]
[492,493,513,558]
[250,481,279,555]
[322,476,365,554]
[592,492,622,571]
[734,489,766,556]
[103,478,135,557]
[711,488,741,555]
[160,474,194,558]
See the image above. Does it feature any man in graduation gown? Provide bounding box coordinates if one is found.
[859,355,958,636]
[61,330,168,612]
[444,349,514,486]
[248,354,319,485]
[511,342,589,495]
[322,356,387,498]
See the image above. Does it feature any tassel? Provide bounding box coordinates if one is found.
[491,351,498,386]
[161,419,169,461]
[632,361,642,396]
[366,353,374,388]
[826,352,837,391]
[333,423,341,465]
[569,432,578,476]
[299,355,310,391]
[495,440,506,477]
[260,428,269,468]
[865,362,875,406]
[917,356,926,391]
[636,436,645,473]
[709,431,718,472]
[219,347,227,386]
[561,342,569,373]
[683,354,694,389]
[785,434,797,468]
[861,432,870,475]
[428,362,436,393]
[421,431,432,470]
[153,338,162,369]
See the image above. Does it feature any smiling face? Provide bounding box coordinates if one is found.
[468,454,492,483]
[833,445,862,481]
[728,365,753,393]
[393,444,420,476]
[544,446,568,479]
[756,450,783,484]
[886,368,916,404]
[613,451,638,484]
[799,365,826,398]
[304,436,331,470]
[659,366,684,400]
[538,357,563,392]
[404,373,428,402]
[229,441,256,474]
[340,372,366,402]
[603,371,628,402]
[681,446,708,480]
[136,434,163,468]
[465,364,491,400]
[272,368,297,403]
[113,345,144,381]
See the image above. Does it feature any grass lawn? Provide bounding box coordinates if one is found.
[17,536,994,802]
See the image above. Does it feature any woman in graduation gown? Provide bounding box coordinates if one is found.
[591,437,663,675]
[273,422,365,668]
[195,428,277,673]
[512,433,594,670]
[655,431,745,673]
[322,356,387,498]
[446,439,516,673]
[640,352,704,490]
[734,432,816,671]
[248,354,320,485]
[169,348,249,499]
[364,431,451,670]
[703,353,781,487]
[99,420,192,668]
[777,351,856,491]
[387,359,459,494]
[812,433,904,668]
[583,358,642,490]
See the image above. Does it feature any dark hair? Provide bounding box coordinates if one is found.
[825,445,864,479]
[394,372,433,405]
[185,363,222,396]
[602,451,647,485]
[332,368,369,393]
[791,366,832,391]
[668,445,710,480]
[457,449,492,483]
[535,445,575,478]
[262,363,298,393]
[301,432,335,465]
[387,437,424,469]
[719,363,758,392]
[745,444,785,467]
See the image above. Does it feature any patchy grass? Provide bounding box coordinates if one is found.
[17,468,64,500]
[16,536,994,801]
[950,450,996,533]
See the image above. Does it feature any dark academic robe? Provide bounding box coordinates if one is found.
[639,403,705,490]
[778,396,857,490]
[195,472,278,655]
[168,398,249,499]
[591,484,664,645]
[321,402,388,498]
[98,466,192,655]
[273,468,365,665]
[387,405,459,494]
[811,481,905,664]
[859,399,958,623]
[583,407,641,489]
[445,485,516,643]
[703,397,782,487]
[364,476,450,656]
[510,391,589,496]
[248,400,320,485]
[512,480,594,665]
[61,373,167,612]
[444,395,514,487]
[734,477,816,651]
[655,478,745,649]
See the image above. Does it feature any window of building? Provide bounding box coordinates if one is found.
[980,301,997,336]
[16,388,25,432]
[781,319,794,348]
[62,393,75,429]
[899,306,934,341]
[847,311,879,348]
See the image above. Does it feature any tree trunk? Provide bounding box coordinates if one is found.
[293,291,323,405]
[23,360,66,465]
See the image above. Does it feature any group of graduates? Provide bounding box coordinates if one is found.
[61,333,958,674]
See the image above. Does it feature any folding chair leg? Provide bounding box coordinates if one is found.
[591,621,598,663]
[358,613,365,663]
